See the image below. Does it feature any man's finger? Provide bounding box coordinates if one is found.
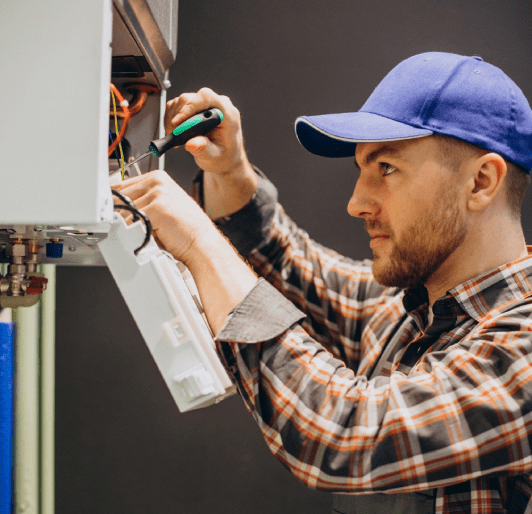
[111,169,162,192]
[169,88,221,128]
[165,93,195,133]
[184,135,210,155]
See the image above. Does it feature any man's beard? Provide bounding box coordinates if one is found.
[369,187,468,289]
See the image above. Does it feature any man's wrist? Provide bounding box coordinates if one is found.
[203,158,258,219]
[206,156,256,182]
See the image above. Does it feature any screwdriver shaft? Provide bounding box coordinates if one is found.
[119,150,152,173]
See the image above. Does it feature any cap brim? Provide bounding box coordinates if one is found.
[295,112,433,157]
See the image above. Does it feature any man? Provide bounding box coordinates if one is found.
[114,52,532,513]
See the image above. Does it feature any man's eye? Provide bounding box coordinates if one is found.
[380,163,397,176]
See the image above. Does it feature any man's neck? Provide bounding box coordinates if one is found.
[424,220,528,306]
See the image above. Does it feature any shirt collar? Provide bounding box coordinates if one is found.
[403,247,532,324]
[448,247,532,322]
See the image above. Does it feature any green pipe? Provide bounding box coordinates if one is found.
[40,264,55,514]
[13,301,40,514]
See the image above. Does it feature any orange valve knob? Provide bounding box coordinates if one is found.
[26,276,49,295]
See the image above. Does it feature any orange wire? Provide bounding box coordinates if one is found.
[108,83,130,158]
[109,83,159,117]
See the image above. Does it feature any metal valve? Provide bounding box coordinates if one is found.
[0,236,49,308]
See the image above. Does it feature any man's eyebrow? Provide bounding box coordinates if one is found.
[354,145,406,170]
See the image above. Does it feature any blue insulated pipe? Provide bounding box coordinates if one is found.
[0,309,14,514]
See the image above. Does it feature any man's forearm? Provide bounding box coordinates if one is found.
[184,230,259,335]
[203,159,258,220]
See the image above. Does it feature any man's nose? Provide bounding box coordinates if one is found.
[347,178,380,219]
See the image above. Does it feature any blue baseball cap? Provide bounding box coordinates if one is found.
[295,52,532,172]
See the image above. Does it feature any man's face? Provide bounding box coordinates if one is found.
[348,137,469,289]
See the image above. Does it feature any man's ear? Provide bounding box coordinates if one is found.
[466,153,507,212]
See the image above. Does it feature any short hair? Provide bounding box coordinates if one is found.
[433,133,530,219]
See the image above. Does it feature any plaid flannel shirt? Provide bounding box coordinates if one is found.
[194,169,532,513]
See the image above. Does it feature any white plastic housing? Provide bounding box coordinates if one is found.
[98,214,236,411]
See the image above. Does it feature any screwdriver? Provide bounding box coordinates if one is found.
[115,108,223,174]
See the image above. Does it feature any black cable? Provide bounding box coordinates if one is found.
[111,189,139,221]
[111,197,152,255]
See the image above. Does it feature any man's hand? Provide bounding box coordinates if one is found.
[112,170,258,334]
[165,88,258,219]
[165,87,248,175]
[112,169,219,265]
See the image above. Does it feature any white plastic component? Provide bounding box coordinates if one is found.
[98,214,236,412]
[174,367,216,400]
[163,318,188,347]
[1,0,114,224]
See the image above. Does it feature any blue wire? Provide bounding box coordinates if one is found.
[108,131,120,164]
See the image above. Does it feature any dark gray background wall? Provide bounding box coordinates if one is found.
[56,2,532,513]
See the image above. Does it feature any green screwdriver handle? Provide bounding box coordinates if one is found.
[148,108,223,158]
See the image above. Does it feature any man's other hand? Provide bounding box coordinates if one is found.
[112,170,221,266]
[111,170,258,334]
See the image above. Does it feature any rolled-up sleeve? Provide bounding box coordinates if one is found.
[194,166,278,257]
[215,278,306,344]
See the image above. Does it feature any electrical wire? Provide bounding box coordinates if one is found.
[110,88,126,180]
[111,190,151,255]
[108,84,130,160]
[113,205,152,256]
[111,189,139,221]
[109,130,120,165]
[108,83,159,117]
